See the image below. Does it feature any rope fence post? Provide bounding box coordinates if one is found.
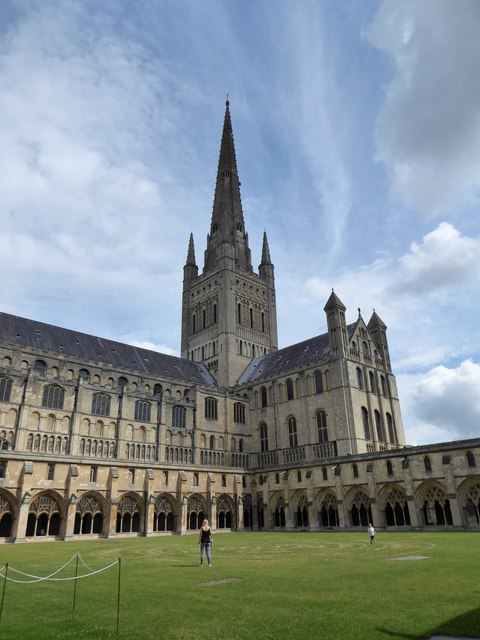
[0,563,8,622]
[116,558,121,637]
[71,553,79,622]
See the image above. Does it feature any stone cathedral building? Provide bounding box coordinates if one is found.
[1,101,479,542]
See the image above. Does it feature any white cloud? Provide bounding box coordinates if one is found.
[399,360,480,444]
[365,0,480,215]
[278,5,353,267]
[0,2,206,345]
[301,222,478,321]
[287,222,480,381]
[129,341,178,357]
[397,222,479,294]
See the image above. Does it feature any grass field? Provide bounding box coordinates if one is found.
[1,531,479,640]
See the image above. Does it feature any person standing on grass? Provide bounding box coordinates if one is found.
[368,523,375,545]
[199,519,213,567]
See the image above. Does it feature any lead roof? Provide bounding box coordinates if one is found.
[0,312,217,387]
[0,313,357,389]
[236,324,356,385]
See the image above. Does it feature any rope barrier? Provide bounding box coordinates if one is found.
[0,554,119,584]
[77,553,96,573]
[4,553,79,581]
[0,554,122,634]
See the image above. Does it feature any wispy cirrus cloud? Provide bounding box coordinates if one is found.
[365,0,480,216]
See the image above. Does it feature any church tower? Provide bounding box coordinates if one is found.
[181,100,278,387]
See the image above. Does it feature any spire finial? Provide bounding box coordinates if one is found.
[226,93,229,107]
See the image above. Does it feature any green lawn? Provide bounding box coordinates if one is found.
[1,532,479,639]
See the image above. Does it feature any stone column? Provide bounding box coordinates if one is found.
[334,469,348,528]
[447,493,463,527]
[369,498,380,527]
[179,495,188,534]
[441,458,464,527]
[402,467,420,528]
[251,479,259,530]
[177,471,188,533]
[306,471,318,531]
[337,499,348,528]
[146,495,156,536]
[237,495,244,530]
[143,469,155,536]
[11,492,31,542]
[307,500,319,531]
[63,495,78,540]
[107,501,118,537]
[210,495,218,531]
[104,467,119,538]
[406,495,420,527]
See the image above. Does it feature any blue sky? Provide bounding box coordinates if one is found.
[1,0,480,445]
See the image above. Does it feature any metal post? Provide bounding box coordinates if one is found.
[71,553,79,621]
[116,558,121,636]
[0,563,8,621]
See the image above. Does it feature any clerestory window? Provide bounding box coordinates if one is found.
[42,384,65,410]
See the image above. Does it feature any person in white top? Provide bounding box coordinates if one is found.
[367,523,375,544]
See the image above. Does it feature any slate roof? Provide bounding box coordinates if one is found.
[0,312,217,387]
[236,323,356,385]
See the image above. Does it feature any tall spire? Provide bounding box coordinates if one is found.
[204,99,252,273]
[183,232,198,283]
[260,231,272,266]
[186,232,197,267]
[181,98,278,385]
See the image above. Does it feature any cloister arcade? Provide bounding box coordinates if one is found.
[1,477,479,541]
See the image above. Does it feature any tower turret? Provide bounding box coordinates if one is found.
[367,310,391,372]
[324,290,348,357]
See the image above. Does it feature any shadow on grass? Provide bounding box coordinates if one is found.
[377,607,480,639]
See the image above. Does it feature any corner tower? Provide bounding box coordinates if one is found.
[181,100,278,387]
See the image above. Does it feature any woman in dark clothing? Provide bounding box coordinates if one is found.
[199,519,213,567]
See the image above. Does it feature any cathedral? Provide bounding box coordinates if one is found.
[0,101,479,541]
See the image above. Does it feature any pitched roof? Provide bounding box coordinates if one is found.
[237,334,328,385]
[237,323,357,385]
[0,312,217,387]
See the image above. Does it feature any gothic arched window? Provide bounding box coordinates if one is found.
[386,413,396,444]
[234,402,246,423]
[314,370,323,394]
[288,416,298,448]
[361,407,370,440]
[286,378,294,401]
[205,397,218,420]
[260,423,268,452]
[42,385,65,410]
[172,406,186,429]
[34,360,47,375]
[261,386,268,407]
[375,410,385,443]
[369,371,377,394]
[317,410,328,443]
[356,368,364,390]
[0,377,12,403]
[135,401,151,423]
[92,393,111,417]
